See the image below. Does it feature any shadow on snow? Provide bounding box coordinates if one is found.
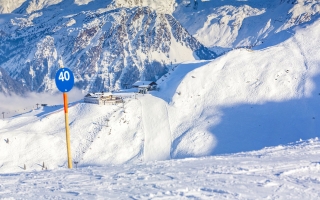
[208,75,320,155]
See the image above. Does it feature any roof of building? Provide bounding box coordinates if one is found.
[85,92,113,98]
[132,81,157,87]
[138,85,150,88]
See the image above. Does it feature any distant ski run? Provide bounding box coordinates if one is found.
[139,94,171,161]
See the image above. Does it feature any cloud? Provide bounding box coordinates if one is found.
[0,89,84,118]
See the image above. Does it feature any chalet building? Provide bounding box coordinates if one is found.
[84,92,122,105]
[132,81,157,93]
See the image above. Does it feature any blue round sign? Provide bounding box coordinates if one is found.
[55,68,74,92]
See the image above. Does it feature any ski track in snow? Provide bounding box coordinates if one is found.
[139,95,172,161]
[74,115,108,163]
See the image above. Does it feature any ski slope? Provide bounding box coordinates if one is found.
[0,138,320,199]
[1,19,320,174]
[139,95,171,161]
[0,93,174,173]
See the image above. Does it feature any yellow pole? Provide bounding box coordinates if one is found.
[63,92,72,169]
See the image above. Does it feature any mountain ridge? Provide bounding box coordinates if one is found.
[0,2,216,95]
[0,0,319,95]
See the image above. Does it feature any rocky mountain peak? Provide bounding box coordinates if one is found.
[0,4,216,94]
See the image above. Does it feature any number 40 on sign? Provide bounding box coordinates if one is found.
[59,70,71,81]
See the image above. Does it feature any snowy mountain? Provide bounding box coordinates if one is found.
[174,0,320,50]
[0,0,215,94]
[0,0,25,14]
[0,0,176,14]
[1,17,320,171]
[0,0,319,94]
[0,67,28,95]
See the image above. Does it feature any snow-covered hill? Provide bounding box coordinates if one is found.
[158,18,320,155]
[1,18,320,173]
[1,138,320,199]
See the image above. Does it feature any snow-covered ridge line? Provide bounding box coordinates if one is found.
[113,0,176,14]
[0,0,176,14]
[174,0,320,49]
[0,3,215,95]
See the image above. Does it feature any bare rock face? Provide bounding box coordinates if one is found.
[0,4,216,93]
[0,67,28,96]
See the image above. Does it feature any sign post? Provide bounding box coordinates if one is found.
[55,67,75,169]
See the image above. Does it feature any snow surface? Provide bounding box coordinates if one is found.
[139,95,171,161]
[0,138,320,199]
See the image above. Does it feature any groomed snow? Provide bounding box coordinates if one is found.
[0,138,320,199]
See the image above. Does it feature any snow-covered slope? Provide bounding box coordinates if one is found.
[1,138,320,199]
[1,18,320,174]
[0,0,176,14]
[113,0,176,14]
[158,18,320,155]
